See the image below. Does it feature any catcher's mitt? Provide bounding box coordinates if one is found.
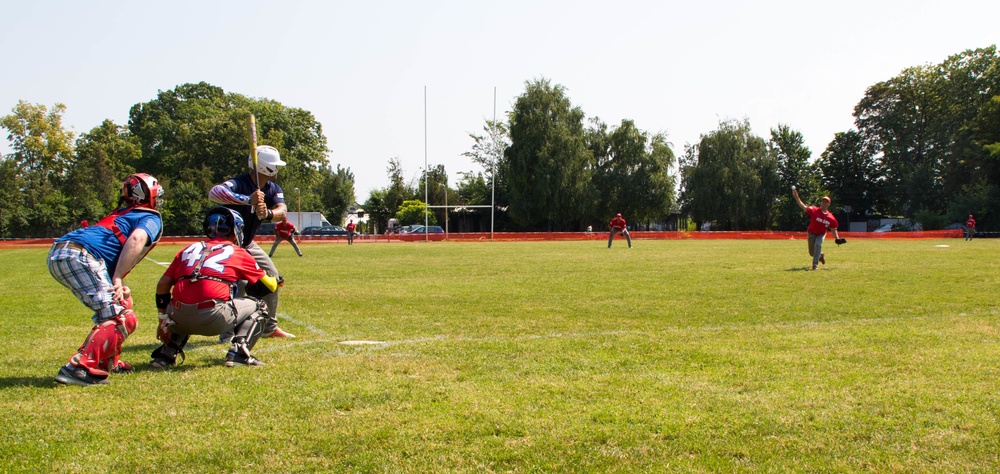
[835,238,847,245]
[156,313,172,344]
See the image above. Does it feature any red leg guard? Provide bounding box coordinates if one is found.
[120,294,134,311]
[72,310,138,374]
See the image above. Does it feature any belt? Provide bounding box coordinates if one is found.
[171,299,220,310]
[54,240,88,253]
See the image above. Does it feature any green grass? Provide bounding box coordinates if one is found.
[2,239,999,472]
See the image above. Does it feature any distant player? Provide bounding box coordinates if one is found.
[608,213,632,249]
[151,207,279,368]
[346,219,356,245]
[965,214,976,241]
[49,173,163,386]
[209,145,294,339]
[791,186,845,270]
[269,216,302,257]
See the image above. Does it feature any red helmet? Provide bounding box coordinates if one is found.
[122,173,163,210]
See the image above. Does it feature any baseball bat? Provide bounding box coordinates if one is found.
[248,113,260,189]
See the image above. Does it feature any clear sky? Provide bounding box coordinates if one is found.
[2,0,997,202]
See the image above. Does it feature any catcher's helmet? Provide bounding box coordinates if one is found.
[248,145,286,177]
[203,207,245,246]
[122,173,163,210]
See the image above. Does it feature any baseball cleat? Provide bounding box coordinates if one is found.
[55,364,109,386]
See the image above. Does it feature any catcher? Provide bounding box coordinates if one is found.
[151,207,280,368]
[608,213,633,249]
[791,186,846,270]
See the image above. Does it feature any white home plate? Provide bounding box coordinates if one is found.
[340,340,386,345]
[935,245,950,248]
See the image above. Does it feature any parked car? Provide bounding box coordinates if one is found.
[300,225,349,237]
[943,223,966,231]
[398,225,445,241]
[874,223,910,232]
[257,222,276,235]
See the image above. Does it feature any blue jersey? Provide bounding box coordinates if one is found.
[56,208,162,273]
[218,173,285,247]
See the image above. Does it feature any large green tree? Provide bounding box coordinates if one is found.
[852,46,1000,224]
[771,125,822,230]
[589,118,676,227]
[317,164,356,225]
[504,79,593,231]
[0,101,76,237]
[126,82,334,234]
[66,119,141,226]
[817,130,883,219]
[680,120,778,230]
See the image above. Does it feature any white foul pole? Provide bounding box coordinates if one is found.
[491,86,496,241]
[424,86,429,241]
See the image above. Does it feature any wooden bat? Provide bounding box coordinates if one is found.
[248,113,260,189]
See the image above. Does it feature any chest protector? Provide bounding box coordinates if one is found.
[95,206,162,246]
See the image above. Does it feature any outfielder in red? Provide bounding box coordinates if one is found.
[151,207,279,368]
[608,213,632,248]
[792,186,844,270]
[269,217,302,257]
[965,214,976,241]
[346,219,357,245]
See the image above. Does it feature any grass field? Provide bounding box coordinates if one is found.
[2,238,999,472]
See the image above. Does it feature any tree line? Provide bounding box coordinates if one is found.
[0,82,354,238]
[3,46,997,238]
[363,45,999,233]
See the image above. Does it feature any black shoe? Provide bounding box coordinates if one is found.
[150,349,177,369]
[150,356,175,369]
[225,349,265,367]
[55,364,109,386]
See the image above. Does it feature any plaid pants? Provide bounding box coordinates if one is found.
[48,241,122,324]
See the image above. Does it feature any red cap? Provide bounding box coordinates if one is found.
[616,213,622,217]
[821,196,831,202]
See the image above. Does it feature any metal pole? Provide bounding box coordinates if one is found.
[444,182,448,239]
[294,187,300,228]
[491,86,496,241]
[424,86,428,241]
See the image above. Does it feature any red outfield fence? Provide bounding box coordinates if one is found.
[426,230,963,242]
[0,230,964,248]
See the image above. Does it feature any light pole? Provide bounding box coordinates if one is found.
[439,181,448,239]
[294,187,301,229]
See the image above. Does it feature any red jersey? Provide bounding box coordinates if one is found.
[805,206,838,235]
[346,222,356,233]
[609,217,627,231]
[275,220,296,238]
[164,237,265,303]
[966,217,976,228]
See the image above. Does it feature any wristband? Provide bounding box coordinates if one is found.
[155,292,170,310]
[267,209,274,221]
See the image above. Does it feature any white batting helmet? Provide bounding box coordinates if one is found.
[249,145,286,177]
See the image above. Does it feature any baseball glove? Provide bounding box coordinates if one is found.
[835,238,847,245]
[156,317,173,344]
